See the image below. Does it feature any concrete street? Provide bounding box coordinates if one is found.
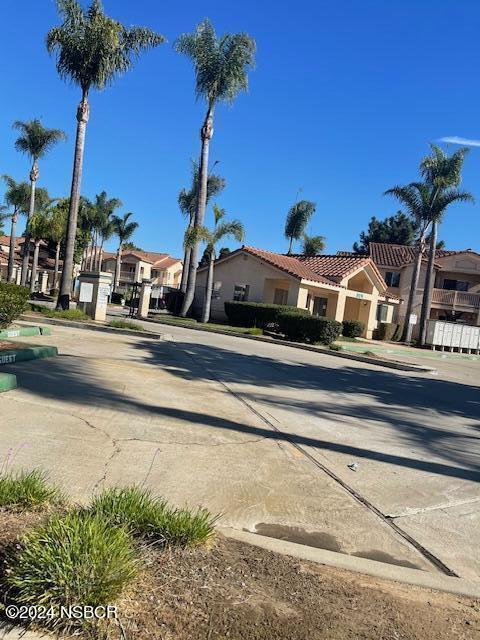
[1,320,479,580]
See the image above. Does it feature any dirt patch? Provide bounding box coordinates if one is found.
[0,511,478,640]
[0,341,23,351]
[116,535,480,640]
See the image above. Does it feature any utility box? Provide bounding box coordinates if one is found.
[77,271,113,322]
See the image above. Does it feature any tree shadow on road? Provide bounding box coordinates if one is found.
[4,335,480,483]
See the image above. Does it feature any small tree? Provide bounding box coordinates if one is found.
[46,0,163,309]
[284,200,316,254]
[175,20,255,316]
[2,176,30,282]
[0,283,30,328]
[185,204,244,323]
[178,161,225,293]
[111,213,139,292]
[302,234,326,256]
[48,200,68,290]
[28,199,56,293]
[13,119,65,286]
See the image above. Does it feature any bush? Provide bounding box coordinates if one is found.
[374,322,400,341]
[39,307,89,321]
[110,291,124,304]
[90,486,217,547]
[7,512,138,619]
[0,469,64,509]
[342,320,364,338]
[0,282,30,329]
[107,319,143,331]
[224,301,309,328]
[277,312,342,344]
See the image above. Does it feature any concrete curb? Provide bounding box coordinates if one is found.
[220,527,480,598]
[0,344,58,366]
[20,315,162,340]
[145,316,436,374]
[0,326,51,339]
[0,373,17,392]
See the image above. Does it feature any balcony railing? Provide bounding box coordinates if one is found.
[431,288,480,309]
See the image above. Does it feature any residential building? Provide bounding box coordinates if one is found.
[194,245,399,338]
[101,251,182,292]
[366,243,480,330]
[0,235,58,292]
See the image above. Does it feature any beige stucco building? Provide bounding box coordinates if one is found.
[194,246,398,338]
[0,235,58,292]
[368,243,480,330]
[101,251,183,292]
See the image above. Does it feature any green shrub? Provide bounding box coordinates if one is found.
[0,469,64,509]
[374,322,400,341]
[0,282,30,329]
[342,320,364,338]
[7,512,138,618]
[107,319,143,331]
[224,301,309,328]
[277,312,342,344]
[90,486,217,547]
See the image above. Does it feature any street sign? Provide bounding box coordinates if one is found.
[409,313,418,325]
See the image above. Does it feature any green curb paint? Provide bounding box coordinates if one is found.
[0,326,48,339]
[0,373,17,392]
[0,345,58,366]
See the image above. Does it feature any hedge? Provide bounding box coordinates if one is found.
[0,282,30,329]
[374,322,402,341]
[277,311,342,344]
[342,320,364,338]
[224,301,309,328]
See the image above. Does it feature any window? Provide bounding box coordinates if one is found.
[376,303,388,322]
[313,297,328,316]
[273,288,288,305]
[233,284,249,301]
[385,271,400,287]
[442,279,469,292]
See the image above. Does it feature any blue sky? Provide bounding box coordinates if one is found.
[1,0,479,258]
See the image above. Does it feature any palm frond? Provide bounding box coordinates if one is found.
[284,200,316,241]
[46,0,164,94]
[213,219,245,244]
[175,19,255,106]
[302,234,326,256]
[13,119,66,160]
[184,225,212,249]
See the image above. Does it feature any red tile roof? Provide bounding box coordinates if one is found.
[368,242,479,268]
[242,246,342,287]
[294,254,377,282]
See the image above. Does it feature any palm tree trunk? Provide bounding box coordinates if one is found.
[57,94,89,310]
[97,238,104,273]
[201,250,215,323]
[180,105,214,317]
[180,216,194,293]
[30,239,40,294]
[114,245,122,292]
[8,212,17,282]
[287,236,293,254]
[54,242,61,289]
[88,236,95,270]
[401,242,425,342]
[419,222,437,346]
[21,163,38,286]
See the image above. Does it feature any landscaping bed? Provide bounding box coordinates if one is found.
[0,471,478,640]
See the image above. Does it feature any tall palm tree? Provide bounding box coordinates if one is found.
[175,20,255,316]
[417,145,473,345]
[385,182,433,342]
[48,199,69,290]
[185,204,244,323]
[178,161,225,293]
[46,0,163,309]
[28,199,56,293]
[302,233,326,256]
[13,119,65,286]
[2,176,30,282]
[285,200,316,254]
[111,212,139,292]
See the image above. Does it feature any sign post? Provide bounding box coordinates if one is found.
[76,271,113,322]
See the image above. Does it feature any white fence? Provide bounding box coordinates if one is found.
[426,320,480,353]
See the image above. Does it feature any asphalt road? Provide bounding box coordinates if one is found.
[2,318,479,580]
